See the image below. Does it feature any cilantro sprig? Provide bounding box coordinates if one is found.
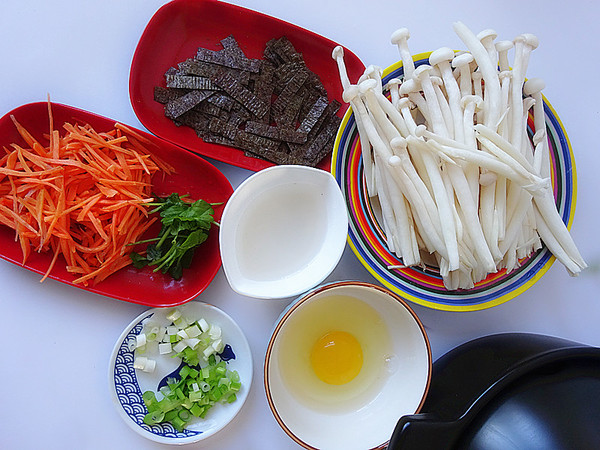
[129,193,220,280]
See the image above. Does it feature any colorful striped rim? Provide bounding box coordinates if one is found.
[331,52,577,312]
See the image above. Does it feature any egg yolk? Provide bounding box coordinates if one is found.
[310,331,363,385]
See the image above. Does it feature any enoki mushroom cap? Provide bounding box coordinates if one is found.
[331,45,344,60]
[523,77,546,95]
[391,27,410,45]
[429,47,455,66]
[451,52,474,68]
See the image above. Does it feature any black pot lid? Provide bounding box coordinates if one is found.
[388,333,600,450]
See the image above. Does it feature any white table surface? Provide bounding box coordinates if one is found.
[1,1,599,449]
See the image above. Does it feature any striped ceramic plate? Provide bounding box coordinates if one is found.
[331,53,577,312]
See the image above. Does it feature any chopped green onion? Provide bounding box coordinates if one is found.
[198,318,209,332]
[136,334,147,348]
[136,312,242,431]
[190,404,205,417]
[166,308,182,322]
[158,343,172,355]
[178,409,192,422]
[173,316,188,328]
[171,415,186,431]
[179,365,192,380]
[157,397,179,413]
[201,367,210,379]
[185,324,202,338]
[143,410,165,425]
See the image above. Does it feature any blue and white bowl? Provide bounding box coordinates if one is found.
[109,302,252,444]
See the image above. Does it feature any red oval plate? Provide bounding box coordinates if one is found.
[0,102,233,307]
[129,0,365,172]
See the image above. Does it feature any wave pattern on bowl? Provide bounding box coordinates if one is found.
[113,313,200,439]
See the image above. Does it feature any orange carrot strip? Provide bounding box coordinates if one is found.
[40,243,61,283]
[75,193,103,222]
[0,103,171,286]
[10,115,41,149]
[0,204,38,234]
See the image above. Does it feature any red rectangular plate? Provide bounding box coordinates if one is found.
[0,102,233,306]
[129,0,365,171]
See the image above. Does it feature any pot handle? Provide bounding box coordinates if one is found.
[387,413,465,450]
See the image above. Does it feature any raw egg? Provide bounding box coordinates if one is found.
[310,330,363,385]
[276,294,394,413]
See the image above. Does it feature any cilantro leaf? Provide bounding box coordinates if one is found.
[129,194,218,280]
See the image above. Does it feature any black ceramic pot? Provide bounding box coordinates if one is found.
[388,333,600,450]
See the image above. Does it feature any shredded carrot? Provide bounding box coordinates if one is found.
[0,101,175,286]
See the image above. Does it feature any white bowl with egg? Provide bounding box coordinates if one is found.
[219,165,348,299]
[264,281,432,450]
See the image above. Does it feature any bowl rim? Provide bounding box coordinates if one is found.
[219,164,348,299]
[263,280,433,450]
[331,51,578,312]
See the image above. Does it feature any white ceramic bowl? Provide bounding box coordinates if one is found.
[109,302,252,444]
[219,165,348,299]
[264,281,432,450]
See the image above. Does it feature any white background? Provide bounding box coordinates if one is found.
[1,1,599,449]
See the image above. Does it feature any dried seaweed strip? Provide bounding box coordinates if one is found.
[207,93,235,111]
[196,47,231,65]
[303,71,328,97]
[196,45,260,73]
[193,101,224,117]
[202,133,236,146]
[276,90,305,126]
[244,121,278,139]
[275,59,327,99]
[179,58,252,86]
[176,59,238,82]
[264,37,304,65]
[214,71,269,119]
[297,96,329,133]
[174,110,211,132]
[208,118,239,141]
[251,63,275,122]
[302,114,341,165]
[279,128,308,145]
[234,130,279,153]
[244,121,308,146]
[272,71,308,118]
[272,62,306,93]
[230,100,253,120]
[287,100,341,162]
[308,100,341,139]
[220,35,262,72]
[263,39,284,66]
[176,58,197,73]
[244,141,295,165]
[154,86,189,104]
[296,87,320,120]
[220,35,243,53]
[165,89,214,119]
[227,111,249,128]
[165,74,218,91]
